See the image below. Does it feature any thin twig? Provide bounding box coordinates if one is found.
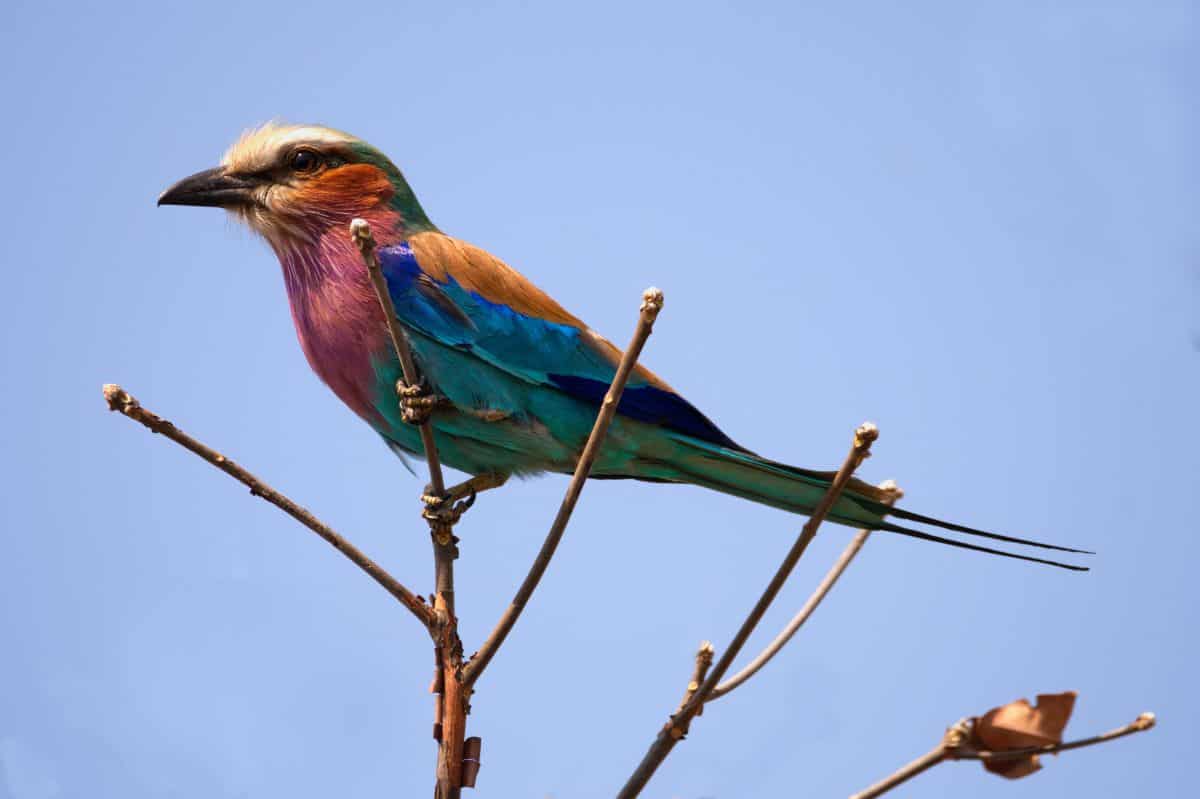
[707,480,903,702]
[672,641,715,734]
[102,384,433,627]
[849,745,949,799]
[350,219,446,497]
[462,288,666,689]
[616,423,880,798]
[849,718,969,799]
[851,712,1156,799]
[952,712,1157,762]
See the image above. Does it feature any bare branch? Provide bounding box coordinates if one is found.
[462,287,666,689]
[849,719,969,799]
[617,423,880,798]
[671,641,715,735]
[953,711,1157,762]
[349,221,472,798]
[851,712,1156,799]
[707,480,904,702]
[849,745,949,799]
[350,219,446,497]
[102,384,433,627]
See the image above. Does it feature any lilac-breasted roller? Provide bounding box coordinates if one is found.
[158,123,1087,570]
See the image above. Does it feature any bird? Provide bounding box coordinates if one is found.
[158,123,1088,570]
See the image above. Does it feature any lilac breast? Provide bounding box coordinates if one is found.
[276,227,394,427]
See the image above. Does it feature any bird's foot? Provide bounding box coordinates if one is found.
[421,491,474,545]
[396,379,447,425]
[420,473,509,543]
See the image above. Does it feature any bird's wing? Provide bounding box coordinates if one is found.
[379,236,1091,570]
[380,232,741,449]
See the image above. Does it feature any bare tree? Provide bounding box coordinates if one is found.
[103,220,1154,797]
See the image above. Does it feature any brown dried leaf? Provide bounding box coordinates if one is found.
[971,692,1077,779]
[982,753,1044,779]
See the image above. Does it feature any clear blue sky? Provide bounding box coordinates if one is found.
[2,1,1196,796]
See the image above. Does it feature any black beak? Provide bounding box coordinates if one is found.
[158,167,262,208]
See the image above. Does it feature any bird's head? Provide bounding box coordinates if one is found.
[158,123,434,248]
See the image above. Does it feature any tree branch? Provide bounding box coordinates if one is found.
[349,220,472,798]
[616,422,880,798]
[351,218,446,498]
[848,745,949,799]
[462,287,666,689]
[706,480,903,702]
[849,719,969,799]
[670,641,715,737]
[952,711,1156,762]
[850,712,1157,799]
[101,384,433,627]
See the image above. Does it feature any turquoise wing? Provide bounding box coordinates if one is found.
[378,240,741,450]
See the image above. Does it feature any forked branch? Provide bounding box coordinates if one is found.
[616,422,880,798]
[706,480,903,702]
[102,384,433,627]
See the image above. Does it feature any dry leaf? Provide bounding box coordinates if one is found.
[970,692,1077,779]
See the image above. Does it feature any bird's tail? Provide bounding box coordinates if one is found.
[647,438,1091,570]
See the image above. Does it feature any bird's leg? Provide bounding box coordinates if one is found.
[422,472,510,511]
[396,379,450,425]
[446,472,510,503]
[421,473,510,535]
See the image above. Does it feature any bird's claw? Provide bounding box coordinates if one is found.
[421,487,477,543]
[396,380,442,425]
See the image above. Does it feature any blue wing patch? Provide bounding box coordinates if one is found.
[546,374,741,450]
[379,242,742,451]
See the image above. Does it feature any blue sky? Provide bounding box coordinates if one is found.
[2,1,1196,796]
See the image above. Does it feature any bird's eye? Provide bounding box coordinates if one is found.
[290,149,321,173]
